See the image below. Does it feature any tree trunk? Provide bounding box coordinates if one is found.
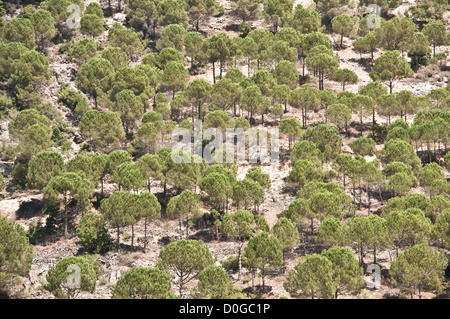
[144,216,148,250]
[116,226,120,252]
[179,269,183,298]
[131,224,134,250]
[63,194,68,238]
[262,267,265,290]
[238,244,243,281]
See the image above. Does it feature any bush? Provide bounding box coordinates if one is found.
[0,142,15,161]
[56,86,89,115]
[76,213,113,254]
[220,255,239,272]
[10,162,28,189]
[44,256,98,299]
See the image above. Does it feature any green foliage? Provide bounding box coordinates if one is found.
[0,43,51,89]
[76,213,113,254]
[80,14,104,38]
[316,217,347,247]
[419,162,445,194]
[156,0,189,28]
[221,210,268,242]
[44,256,98,299]
[284,254,336,299]
[2,18,36,49]
[26,208,58,245]
[386,171,417,196]
[156,24,187,51]
[27,151,64,190]
[162,61,190,98]
[432,209,450,248]
[57,86,89,116]
[0,217,34,291]
[272,217,300,252]
[332,68,358,91]
[326,103,351,132]
[233,0,261,22]
[85,2,104,18]
[113,267,176,299]
[369,50,413,93]
[302,124,342,162]
[31,9,57,49]
[232,178,265,211]
[243,232,283,287]
[41,0,85,28]
[279,118,302,150]
[68,38,97,65]
[112,89,144,136]
[194,265,243,299]
[220,255,239,272]
[288,160,323,189]
[331,15,355,48]
[18,123,54,159]
[347,214,391,264]
[286,5,321,34]
[185,0,223,32]
[100,191,138,249]
[408,32,432,70]
[79,110,126,153]
[241,85,264,125]
[125,0,159,38]
[390,244,447,299]
[380,138,422,173]
[157,239,215,297]
[166,190,202,237]
[199,170,234,210]
[423,22,448,57]
[262,0,293,32]
[246,167,271,189]
[273,60,298,90]
[108,23,144,60]
[375,17,416,53]
[321,246,364,298]
[385,208,432,251]
[76,58,114,107]
[66,152,109,192]
[101,47,128,70]
[44,171,94,237]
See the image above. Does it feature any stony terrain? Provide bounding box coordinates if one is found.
[0,0,449,300]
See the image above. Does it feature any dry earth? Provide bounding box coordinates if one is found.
[0,0,449,299]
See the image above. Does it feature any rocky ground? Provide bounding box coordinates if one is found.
[0,0,449,299]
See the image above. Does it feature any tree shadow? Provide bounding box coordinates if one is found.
[225,24,241,32]
[348,57,373,72]
[188,229,217,243]
[16,198,44,220]
[0,289,10,300]
[243,285,273,299]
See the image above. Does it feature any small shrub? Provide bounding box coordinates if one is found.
[76,213,113,254]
